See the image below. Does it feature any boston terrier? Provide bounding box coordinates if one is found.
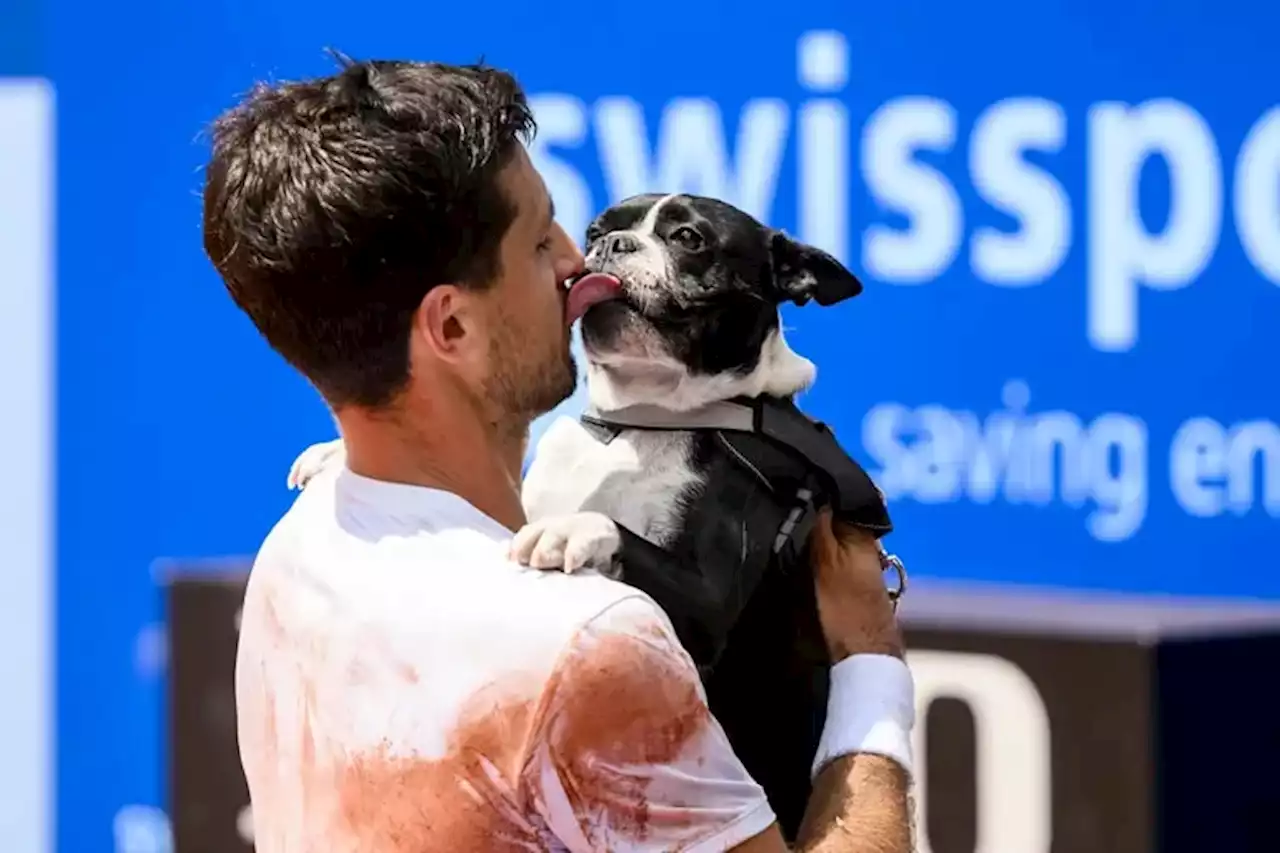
[288,193,902,840]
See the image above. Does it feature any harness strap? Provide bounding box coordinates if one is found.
[582,396,892,534]
[578,398,907,644]
[582,399,756,432]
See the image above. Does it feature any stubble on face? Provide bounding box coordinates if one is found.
[482,304,577,429]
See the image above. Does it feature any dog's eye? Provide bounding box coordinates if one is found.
[670,225,705,252]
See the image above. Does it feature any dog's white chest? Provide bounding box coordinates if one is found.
[522,417,702,547]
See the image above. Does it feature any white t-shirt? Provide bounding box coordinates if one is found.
[235,464,777,852]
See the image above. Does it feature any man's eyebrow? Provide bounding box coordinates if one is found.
[544,197,556,230]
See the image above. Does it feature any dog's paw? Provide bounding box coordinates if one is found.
[509,512,622,574]
[287,439,345,490]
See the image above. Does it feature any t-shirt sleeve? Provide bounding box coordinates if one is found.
[527,594,778,853]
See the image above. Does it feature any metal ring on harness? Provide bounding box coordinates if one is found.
[880,548,908,611]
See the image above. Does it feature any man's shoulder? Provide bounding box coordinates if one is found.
[250,478,674,664]
[252,464,341,558]
[454,568,675,663]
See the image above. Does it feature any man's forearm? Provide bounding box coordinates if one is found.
[793,754,913,853]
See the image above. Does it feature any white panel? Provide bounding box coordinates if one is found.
[0,77,54,853]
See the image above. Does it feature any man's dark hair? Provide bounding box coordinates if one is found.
[202,56,536,408]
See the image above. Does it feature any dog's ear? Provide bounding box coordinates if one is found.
[768,230,863,306]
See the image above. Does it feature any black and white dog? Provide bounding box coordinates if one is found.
[289,193,901,839]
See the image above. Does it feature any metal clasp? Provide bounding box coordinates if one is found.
[880,546,908,611]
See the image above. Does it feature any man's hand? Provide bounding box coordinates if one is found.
[808,511,904,661]
[783,510,913,853]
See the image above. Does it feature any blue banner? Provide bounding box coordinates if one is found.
[30,0,1280,849]
[0,0,39,76]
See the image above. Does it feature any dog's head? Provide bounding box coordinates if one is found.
[565,193,863,411]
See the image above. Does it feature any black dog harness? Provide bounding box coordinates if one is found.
[577,395,906,840]
[581,394,904,589]
[578,395,906,665]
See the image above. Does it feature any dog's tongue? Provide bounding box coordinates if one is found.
[565,273,623,324]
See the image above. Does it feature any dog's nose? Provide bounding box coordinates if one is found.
[604,232,641,257]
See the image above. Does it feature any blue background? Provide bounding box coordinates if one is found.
[3,0,1276,849]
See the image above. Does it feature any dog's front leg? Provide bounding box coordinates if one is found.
[287,439,345,490]
[509,512,623,576]
[511,515,736,670]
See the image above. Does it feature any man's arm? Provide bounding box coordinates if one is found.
[767,511,916,853]
[529,594,780,853]
[529,513,914,853]
[732,754,912,853]
[796,755,912,852]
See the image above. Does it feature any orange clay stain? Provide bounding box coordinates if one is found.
[334,684,545,852]
[542,622,710,847]
[365,628,422,686]
[262,591,285,644]
[262,685,279,771]
[300,683,316,776]
[328,622,710,851]
[396,662,420,684]
[254,684,280,851]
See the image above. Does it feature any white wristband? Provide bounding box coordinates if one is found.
[811,653,916,782]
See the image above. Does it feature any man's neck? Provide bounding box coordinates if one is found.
[336,397,530,533]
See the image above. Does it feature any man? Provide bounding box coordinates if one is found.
[203,56,916,852]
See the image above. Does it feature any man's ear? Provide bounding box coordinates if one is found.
[768,230,864,306]
[416,284,476,362]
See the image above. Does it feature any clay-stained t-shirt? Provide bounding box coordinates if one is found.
[234,465,777,852]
